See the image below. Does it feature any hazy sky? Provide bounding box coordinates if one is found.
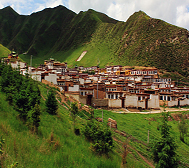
[0,0,189,30]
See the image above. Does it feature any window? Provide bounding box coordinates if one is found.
[168,96,170,101]
[138,96,141,101]
[81,92,83,96]
[164,96,167,101]
[160,96,163,100]
[111,94,114,99]
[108,94,111,99]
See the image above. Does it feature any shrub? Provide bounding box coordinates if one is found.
[83,119,113,154]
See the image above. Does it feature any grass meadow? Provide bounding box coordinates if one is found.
[0,81,189,167]
[0,84,121,168]
[94,109,189,167]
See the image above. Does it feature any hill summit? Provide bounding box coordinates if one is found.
[0,6,188,77]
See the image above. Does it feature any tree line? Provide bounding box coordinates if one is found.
[0,62,41,132]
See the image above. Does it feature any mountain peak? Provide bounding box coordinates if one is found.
[0,5,19,16]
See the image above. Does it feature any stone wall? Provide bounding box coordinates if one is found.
[108,99,122,108]
[91,98,108,107]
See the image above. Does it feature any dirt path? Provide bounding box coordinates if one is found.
[76,51,87,61]
[113,137,155,168]
[112,107,189,114]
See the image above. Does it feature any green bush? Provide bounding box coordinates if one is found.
[83,119,113,154]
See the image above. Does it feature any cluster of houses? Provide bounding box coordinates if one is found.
[3,55,189,110]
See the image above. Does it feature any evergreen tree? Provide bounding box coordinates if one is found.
[69,102,78,128]
[45,89,58,115]
[14,89,29,121]
[152,112,178,168]
[28,104,41,133]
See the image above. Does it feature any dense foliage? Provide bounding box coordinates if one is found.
[69,102,78,125]
[28,104,41,132]
[152,112,178,168]
[45,89,58,115]
[0,62,40,121]
[83,119,113,154]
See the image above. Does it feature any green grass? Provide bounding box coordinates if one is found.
[94,109,189,167]
[1,80,189,167]
[0,83,123,168]
[0,44,10,58]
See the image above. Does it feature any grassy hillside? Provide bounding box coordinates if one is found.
[1,80,189,167]
[0,6,189,78]
[94,108,189,167]
[0,44,10,58]
[0,83,122,168]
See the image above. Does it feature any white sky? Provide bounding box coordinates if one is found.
[0,0,189,30]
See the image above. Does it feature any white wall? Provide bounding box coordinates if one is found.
[148,94,160,109]
[168,100,178,107]
[125,95,138,107]
[137,100,145,109]
[11,61,26,69]
[45,73,57,84]
[108,99,122,108]
[79,78,84,84]
[68,85,80,92]
[180,99,189,106]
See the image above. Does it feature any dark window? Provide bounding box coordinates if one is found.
[111,94,114,99]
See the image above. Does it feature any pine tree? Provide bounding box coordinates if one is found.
[29,104,41,133]
[45,89,58,115]
[152,112,178,168]
[69,102,78,128]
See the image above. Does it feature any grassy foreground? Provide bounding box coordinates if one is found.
[94,108,189,167]
[0,84,121,168]
[1,81,189,167]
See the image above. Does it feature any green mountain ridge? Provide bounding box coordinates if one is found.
[0,6,188,77]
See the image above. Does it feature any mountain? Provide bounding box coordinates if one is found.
[0,6,188,77]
